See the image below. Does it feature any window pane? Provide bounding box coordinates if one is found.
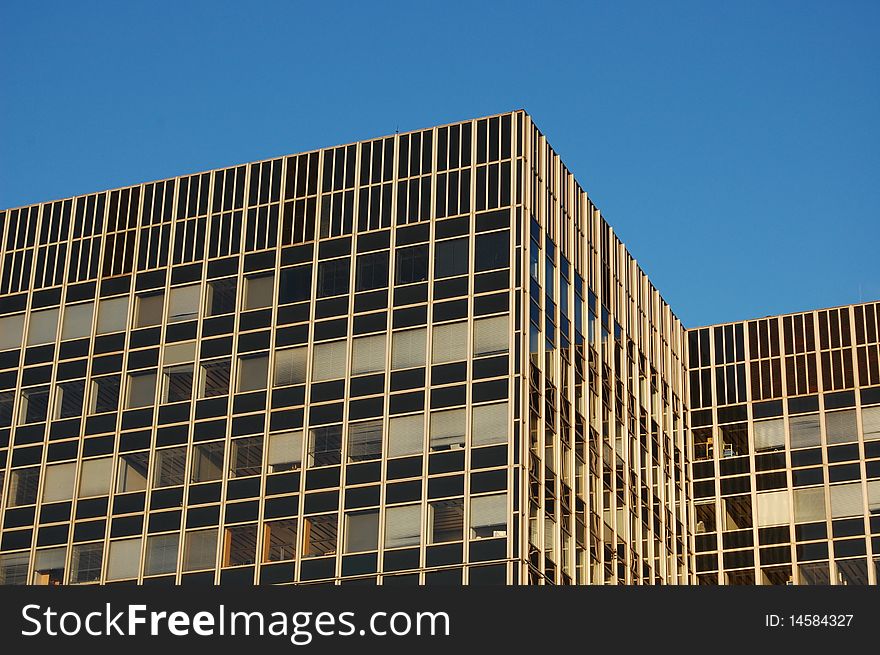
[309,425,342,467]
[127,372,157,408]
[356,251,389,291]
[135,292,164,328]
[472,401,508,446]
[825,409,858,444]
[474,314,509,357]
[20,386,50,424]
[90,375,120,413]
[304,514,337,557]
[0,314,24,350]
[9,467,40,506]
[395,245,428,285]
[70,544,103,583]
[245,274,274,309]
[238,354,269,391]
[0,552,29,585]
[117,452,149,492]
[352,334,386,375]
[317,258,350,297]
[274,347,308,386]
[43,462,76,502]
[789,413,821,449]
[192,442,224,482]
[434,237,468,279]
[163,364,194,403]
[224,525,257,567]
[470,493,507,538]
[756,490,790,527]
[347,420,383,462]
[388,413,424,457]
[279,264,312,304]
[56,380,85,419]
[164,341,196,365]
[97,296,128,334]
[0,391,11,427]
[312,340,347,381]
[793,487,825,523]
[268,430,303,472]
[153,447,187,488]
[863,406,880,441]
[32,547,67,584]
[168,284,201,322]
[432,321,467,364]
[475,230,509,271]
[27,308,59,345]
[385,504,421,548]
[184,529,218,571]
[207,278,237,316]
[391,328,426,369]
[231,437,263,477]
[429,499,464,543]
[145,534,179,576]
[200,359,230,397]
[62,302,93,340]
[430,408,466,451]
[79,457,113,497]
[264,519,297,562]
[754,418,785,452]
[344,510,379,553]
[107,538,142,580]
[830,482,864,518]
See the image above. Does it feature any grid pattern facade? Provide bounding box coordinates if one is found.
[0,110,691,586]
[690,302,880,585]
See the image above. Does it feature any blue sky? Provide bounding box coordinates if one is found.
[1,1,877,327]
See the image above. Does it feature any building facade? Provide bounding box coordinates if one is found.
[690,302,880,584]
[0,111,692,586]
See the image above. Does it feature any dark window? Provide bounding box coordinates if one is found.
[21,386,50,424]
[309,425,343,467]
[355,251,389,292]
[57,380,86,419]
[395,245,428,285]
[434,238,468,279]
[208,278,237,316]
[475,231,509,271]
[279,265,312,304]
[91,376,120,414]
[317,259,350,298]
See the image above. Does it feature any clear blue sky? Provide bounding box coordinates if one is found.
[1,1,877,327]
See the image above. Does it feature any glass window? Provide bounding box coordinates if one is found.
[344,510,379,553]
[90,375,120,413]
[135,292,164,328]
[164,341,196,365]
[279,264,312,304]
[70,543,103,584]
[430,408,466,451]
[470,493,507,538]
[385,504,421,549]
[434,237,469,279]
[207,278,237,316]
[79,457,113,497]
[789,413,821,449]
[432,321,468,364]
[753,418,785,452]
[200,358,230,397]
[0,314,24,350]
[27,307,59,345]
[352,334,386,375]
[237,354,269,392]
[312,340,347,381]
[107,538,142,581]
[268,430,303,472]
[97,296,128,334]
[223,525,257,567]
[191,442,224,483]
[863,406,880,441]
[756,490,790,527]
[163,364,194,403]
[472,401,508,446]
[0,391,11,427]
[153,447,187,488]
[9,467,40,506]
[168,284,201,322]
[395,245,428,285]
[33,547,66,585]
[793,487,825,523]
[0,552,29,585]
[61,302,93,340]
[274,347,308,386]
[145,534,179,576]
[303,513,337,557]
[355,251,389,291]
[244,274,274,310]
[388,413,424,457]
[20,386,50,424]
[830,482,864,518]
[42,462,76,503]
[308,425,342,467]
[56,380,85,419]
[127,371,157,408]
[474,314,509,357]
[231,437,263,477]
[429,498,464,543]
[391,328,426,369]
[264,519,297,562]
[117,452,149,492]
[317,258,350,298]
[475,230,509,271]
[347,420,383,462]
[183,529,218,572]
[825,409,858,444]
